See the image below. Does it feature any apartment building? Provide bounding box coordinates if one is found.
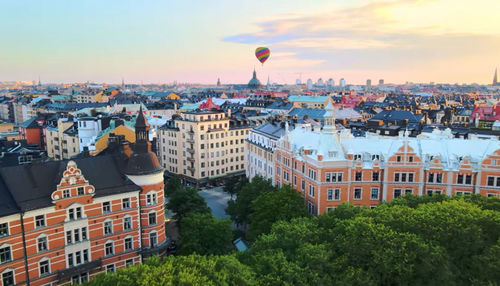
[246,121,287,185]
[158,109,252,186]
[45,118,80,160]
[275,102,500,215]
[0,110,166,285]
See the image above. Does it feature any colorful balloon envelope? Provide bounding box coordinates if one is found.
[255,47,270,64]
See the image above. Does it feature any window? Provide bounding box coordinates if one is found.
[488,176,495,186]
[124,237,133,251]
[77,187,84,195]
[63,189,70,198]
[0,223,8,237]
[126,259,134,266]
[427,190,442,196]
[104,221,113,235]
[327,189,340,201]
[2,270,14,286]
[355,172,362,181]
[394,189,402,198]
[148,212,156,225]
[405,189,412,195]
[123,216,132,230]
[301,180,305,191]
[83,249,89,263]
[106,264,115,273]
[293,176,297,186]
[308,169,317,180]
[35,215,45,228]
[82,227,87,240]
[105,242,114,256]
[0,246,11,263]
[122,198,130,209]
[102,202,111,213]
[457,174,464,184]
[428,173,434,183]
[66,231,72,244]
[436,173,442,183]
[39,260,50,276]
[354,188,362,200]
[283,171,289,181]
[37,236,48,252]
[150,232,157,247]
[74,229,80,242]
[72,273,88,284]
[308,185,315,198]
[408,173,414,182]
[307,201,315,215]
[325,172,343,182]
[372,172,379,181]
[146,192,157,206]
[396,156,401,162]
[371,188,379,200]
[408,156,413,162]
[394,173,400,182]
[465,175,472,185]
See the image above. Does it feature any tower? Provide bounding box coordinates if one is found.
[122,78,125,89]
[322,100,336,134]
[494,68,498,86]
[217,77,221,86]
[124,106,166,257]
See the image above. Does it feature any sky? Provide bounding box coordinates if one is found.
[0,0,499,85]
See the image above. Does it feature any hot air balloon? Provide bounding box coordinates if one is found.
[255,47,270,65]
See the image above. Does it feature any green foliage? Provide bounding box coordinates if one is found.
[88,255,256,286]
[226,175,276,225]
[179,213,233,255]
[223,176,248,199]
[248,184,309,240]
[166,187,210,222]
[165,176,182,197]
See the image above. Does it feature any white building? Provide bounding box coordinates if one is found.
[340,78,346,88]
[307,79,313,90]
[77,116,103,152]
[246,121,289,184]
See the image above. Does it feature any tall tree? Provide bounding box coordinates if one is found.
[226,175,275,226]
[248,184,309,240]
[165,175,182,197]
[166,187,210,222]
[179,213,233,255]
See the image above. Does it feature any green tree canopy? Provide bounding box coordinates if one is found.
[166,187,210,222]
[179,213,233,255]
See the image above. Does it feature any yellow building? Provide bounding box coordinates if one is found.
[158,109,253,185]
[91,124,136,155]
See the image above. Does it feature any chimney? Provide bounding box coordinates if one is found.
[83,146,90,157]
[227,108,231,118]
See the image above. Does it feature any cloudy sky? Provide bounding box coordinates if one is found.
[1,0,499,84]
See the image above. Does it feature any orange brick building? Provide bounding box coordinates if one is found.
[0,110,166,285]
[275,102,500,215]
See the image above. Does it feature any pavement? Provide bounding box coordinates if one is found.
[198,186,231,219]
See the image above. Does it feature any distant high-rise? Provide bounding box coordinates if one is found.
[296,79,302,85]
[340,78,346,88]
[317,78,324,86]
[327,78,334,87]
[217,78,221,86]
[366,79,372,88]
[379,79,384,86]
[494,68,498,86]
[121,78,125,89]
[307,79,313,90]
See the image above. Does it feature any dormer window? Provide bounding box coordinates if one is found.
[354,154,362,161]
[372,155,380,161]
[63,190,70,198]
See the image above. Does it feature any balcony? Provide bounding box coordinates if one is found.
[57,259,102,281]
[187,157,195,162]
[187,148,195,154]
[187,166,195,172]
[188,129,195,135]
[186,138,195,143]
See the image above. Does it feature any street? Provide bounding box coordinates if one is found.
[198,186,231,219]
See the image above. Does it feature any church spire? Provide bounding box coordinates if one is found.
[494,68,498,86]
[134,106,150,153]
[322,100,336,134]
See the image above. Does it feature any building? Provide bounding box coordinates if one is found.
[306,79,313,90]
[45,118,80,160]
[275,102,500,215]
[288,95,333,109]
[158,109,252,186]
[248,69,261,90]
[340,78,346,88]
[19,117,45,148]
[493,68,498,86]
[379,79,384,86]
[246,121,288,184]
[366,79,372,89]
[0,109,166,285]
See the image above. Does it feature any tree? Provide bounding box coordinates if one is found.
[226,175,275,226]
[88,255,256,286]
[166,187,210,222]
[248,184,309,240]
[179,213,233,255]
[165,175,182,197]
[223,176,248,199]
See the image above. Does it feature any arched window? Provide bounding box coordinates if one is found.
[148,211,156,225]
[146,191,157,206]
[37,234,48,252]
[1,268,15,286]
[39,258,50,276]
[103,219,113,235]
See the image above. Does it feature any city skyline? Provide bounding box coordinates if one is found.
[1,0,499,85]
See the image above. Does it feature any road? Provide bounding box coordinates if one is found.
[198,187,231,219]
